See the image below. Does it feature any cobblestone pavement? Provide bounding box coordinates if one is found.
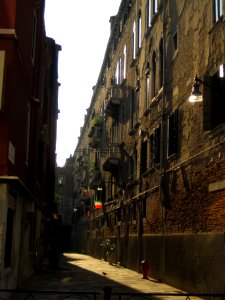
[7,252,205,300]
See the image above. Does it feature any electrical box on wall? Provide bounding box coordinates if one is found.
[0,50,6,111]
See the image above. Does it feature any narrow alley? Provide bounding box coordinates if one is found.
[5,252,209,300]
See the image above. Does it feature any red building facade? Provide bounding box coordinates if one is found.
[0,0,60,288]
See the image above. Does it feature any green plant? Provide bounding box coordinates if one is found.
[91,115,102,127]
[101,239,116,256]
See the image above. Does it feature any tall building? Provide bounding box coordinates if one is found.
[0,0,60,289]
[74,0,225,293]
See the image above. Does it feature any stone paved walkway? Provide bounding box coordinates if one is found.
[7,252,205,300]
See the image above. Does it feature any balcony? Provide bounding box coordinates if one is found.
[88,115,102,137]
[104,85,123,117]
[89,135,101,149]
[103,143,120,172]
[88,121,102,149]
[89,169,101,189]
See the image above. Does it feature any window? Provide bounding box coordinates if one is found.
[4,208,14,268]
[58,175,65,185]
[145,63,150,109]
[119,57,122,84]
[128,150,137,181]
[115,61,119,84]
[151,51,156,98]
[142,197,147,218]
[132,22,136,59]
[115,58,122,84]
[37,138,44,181]
[159,38,164,88]
[117,208,121,221]
[203,65,225,130]
[146,0,152,29]
[130,89,135,129]
[167,109,179,157]
[140,140,148,174]
[135,79,140,123]
[31,10,37,63]
[123,45,127,80]
[213,0,223,23]
[150,125,161,166]
[173,32,178,52]
[25,102,31,165]
[138,11,142,49]
[153,0,158,14]
[132,203,136,221]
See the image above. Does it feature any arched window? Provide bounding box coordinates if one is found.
[159,38,164,88]
[151,51,156,97]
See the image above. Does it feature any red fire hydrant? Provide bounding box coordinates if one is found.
[141,260,149,279]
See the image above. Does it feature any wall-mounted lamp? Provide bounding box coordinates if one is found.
[189,75,204,103]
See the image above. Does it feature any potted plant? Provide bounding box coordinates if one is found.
[101,239,117,264]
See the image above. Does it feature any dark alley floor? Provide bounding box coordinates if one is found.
[7,252,205,300]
